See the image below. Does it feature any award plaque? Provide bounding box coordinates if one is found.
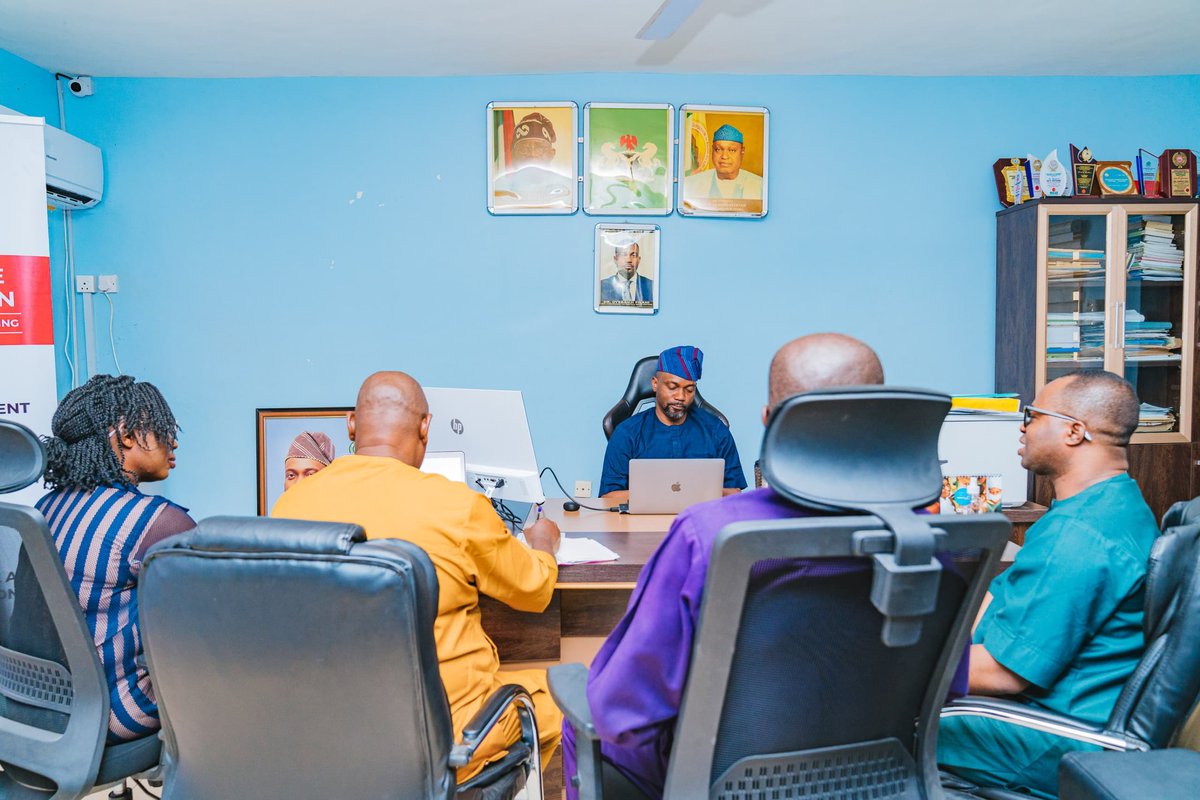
[993,157,1029,207]
[1024,154,1043,198]
[1158,149,1197,199]
[1137,148,1160,196]
[1095,161,1138,197]
[1041,149,1070,196]
[1071,144,1097,196]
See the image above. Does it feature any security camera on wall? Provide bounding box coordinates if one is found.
[67,76,93,97]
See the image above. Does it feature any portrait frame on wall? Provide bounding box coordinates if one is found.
[583,102,674,216]
[677,104,769,218]
[594,223,660,315]
[486,101,579,215]
[256,407,351,515]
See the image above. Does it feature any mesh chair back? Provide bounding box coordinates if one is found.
[139,516,457,800]
[0,421,46,495]
[1104,518,1200,749]
[602,356,729,440]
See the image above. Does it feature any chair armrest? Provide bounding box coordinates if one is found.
[548,663,597,741]
[449,684,535,768]
[941,696,1145,751]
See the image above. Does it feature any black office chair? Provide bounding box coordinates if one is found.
[602,355,730,440]
[555,386,1011,799]
[0,419,162,799]
[138,516,542,799]
[941,498,1200,799]
[1057,748,1200,799]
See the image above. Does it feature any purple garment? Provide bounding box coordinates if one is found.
[563,488,969,799]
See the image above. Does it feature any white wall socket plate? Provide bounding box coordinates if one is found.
[75,275,95,293]
[574,480,592,498]
[98,275,118,293]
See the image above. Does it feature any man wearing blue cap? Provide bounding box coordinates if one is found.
[682,123,763,202]
[599,345,746,499]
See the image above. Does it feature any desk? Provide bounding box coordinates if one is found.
[479,500,1045,661]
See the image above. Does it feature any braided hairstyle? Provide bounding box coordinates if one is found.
[42,374,179,491]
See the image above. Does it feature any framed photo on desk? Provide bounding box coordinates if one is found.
[256,407,351,515]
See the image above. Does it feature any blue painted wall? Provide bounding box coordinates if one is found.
[3,58,1199,517]
[0,49,57,119]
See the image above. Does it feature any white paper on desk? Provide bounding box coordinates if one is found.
[555,536,620,566]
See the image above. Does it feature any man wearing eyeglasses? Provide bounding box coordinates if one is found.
[939,370,1160,799]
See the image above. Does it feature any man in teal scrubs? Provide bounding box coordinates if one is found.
[938,370,1160,798]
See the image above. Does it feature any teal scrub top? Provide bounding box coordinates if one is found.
[939,473,1159,796]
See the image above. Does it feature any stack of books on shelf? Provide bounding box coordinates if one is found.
[1047,248,1105,281]
[1049,219,1086,249]
[1128,215,1184,281]
[1137,402,1176,434]
[1046,309,1182,363]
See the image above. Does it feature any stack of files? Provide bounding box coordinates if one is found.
[1046,309,1151,360]
[951,394,1020,413]
[1136,402,1176,433]
[1123,321,1181,360]
[1047,248,1105,281]
[1049,219,1086,249]
[1128,215,1184,281]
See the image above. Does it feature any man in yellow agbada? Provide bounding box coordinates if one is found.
[272,370,562,780]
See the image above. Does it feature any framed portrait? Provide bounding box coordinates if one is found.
[594,223,660,315]
[256,407,351,515]
[583,103,674,216]
[677,104,769,218]
[486,101,578,215]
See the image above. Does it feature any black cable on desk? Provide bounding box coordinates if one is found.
[538,466,619,512]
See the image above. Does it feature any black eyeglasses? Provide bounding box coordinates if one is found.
[1023,405,1093,441]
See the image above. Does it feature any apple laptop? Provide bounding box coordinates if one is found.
[625,458,724,514]
[419,451,466,483]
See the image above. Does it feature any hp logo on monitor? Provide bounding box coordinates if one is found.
[450,418,464,435]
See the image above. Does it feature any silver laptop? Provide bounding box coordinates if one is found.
[625,458,724,514]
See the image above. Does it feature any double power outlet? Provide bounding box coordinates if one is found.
[75,275,118,294]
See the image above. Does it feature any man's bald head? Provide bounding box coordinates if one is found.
[1052,370,1139,445]
[767,333,884,409]
[348,371,431,466]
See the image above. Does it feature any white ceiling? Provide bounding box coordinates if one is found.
[2,0,1198,78]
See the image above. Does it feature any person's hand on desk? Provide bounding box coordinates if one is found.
[524,518,561,556]
[600,490,629,503]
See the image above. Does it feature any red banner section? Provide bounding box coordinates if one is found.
[0,254,53,346]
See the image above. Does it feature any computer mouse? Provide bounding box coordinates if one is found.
[562,500,581,512]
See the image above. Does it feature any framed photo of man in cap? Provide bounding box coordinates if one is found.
[594,223,660,315]
[256,407,352,514]
[583,103,674,216]
[677,104,769,218]
[487,101,578,215]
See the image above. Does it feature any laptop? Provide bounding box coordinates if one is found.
[624,458,724,514]
[419,451,467,483]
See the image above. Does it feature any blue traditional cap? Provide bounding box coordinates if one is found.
[657,345,703,381]
[712,124,744,144]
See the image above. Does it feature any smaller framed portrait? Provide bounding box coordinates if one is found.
[678,104,769,218]
[256,407,351,515]
[583,103,674,216]
[594,223,660,315]
[487,101,578,215]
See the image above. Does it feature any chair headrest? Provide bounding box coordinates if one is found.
[0,420,46,495]
[1144,521,1200,639]
[761,386,950,514]
[174,516,366,556]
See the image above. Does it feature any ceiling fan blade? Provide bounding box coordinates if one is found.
[635,0,704,40]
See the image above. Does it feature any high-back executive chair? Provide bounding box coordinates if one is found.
[138,516,543,800]
[555,386,1012,799]
[943,493,1200,799]
[602,355,730,440]
[0,419,162,799]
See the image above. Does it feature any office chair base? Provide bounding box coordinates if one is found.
[108,781,133,800]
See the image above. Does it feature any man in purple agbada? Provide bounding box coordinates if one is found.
[563,333,968,799]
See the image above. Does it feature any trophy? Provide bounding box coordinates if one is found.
[993,158,1029,207]
[1158,149,1197,198]
[1137,148,1160,196]
[1095,162,1138,197]
[1041,149,1070,197]
[1070,144,1097,196]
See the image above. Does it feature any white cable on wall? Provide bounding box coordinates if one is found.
[101,291,122,375]
[61,210,77,387]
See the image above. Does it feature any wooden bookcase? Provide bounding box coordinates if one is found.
[996,197,1200,519]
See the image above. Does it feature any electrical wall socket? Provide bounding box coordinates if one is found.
[574,480,592,498]
[98,274,118,293]
[75,275,95,293]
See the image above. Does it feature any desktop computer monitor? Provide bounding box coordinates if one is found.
[423,388,545,503]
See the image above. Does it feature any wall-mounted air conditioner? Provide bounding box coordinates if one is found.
[0,106,104,210]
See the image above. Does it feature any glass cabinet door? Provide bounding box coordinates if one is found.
[1121,209,1194,438]
[1042,211,1111,385]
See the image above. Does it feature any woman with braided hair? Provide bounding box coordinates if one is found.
[36,374,195,743]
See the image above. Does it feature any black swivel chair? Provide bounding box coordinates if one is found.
[0,419,162,799]
[602,355,730,440]
[555,386,1012,799]
[941,495,1200,799]
[138,516,543,799]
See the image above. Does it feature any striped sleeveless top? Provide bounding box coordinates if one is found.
[36,485,179,742]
